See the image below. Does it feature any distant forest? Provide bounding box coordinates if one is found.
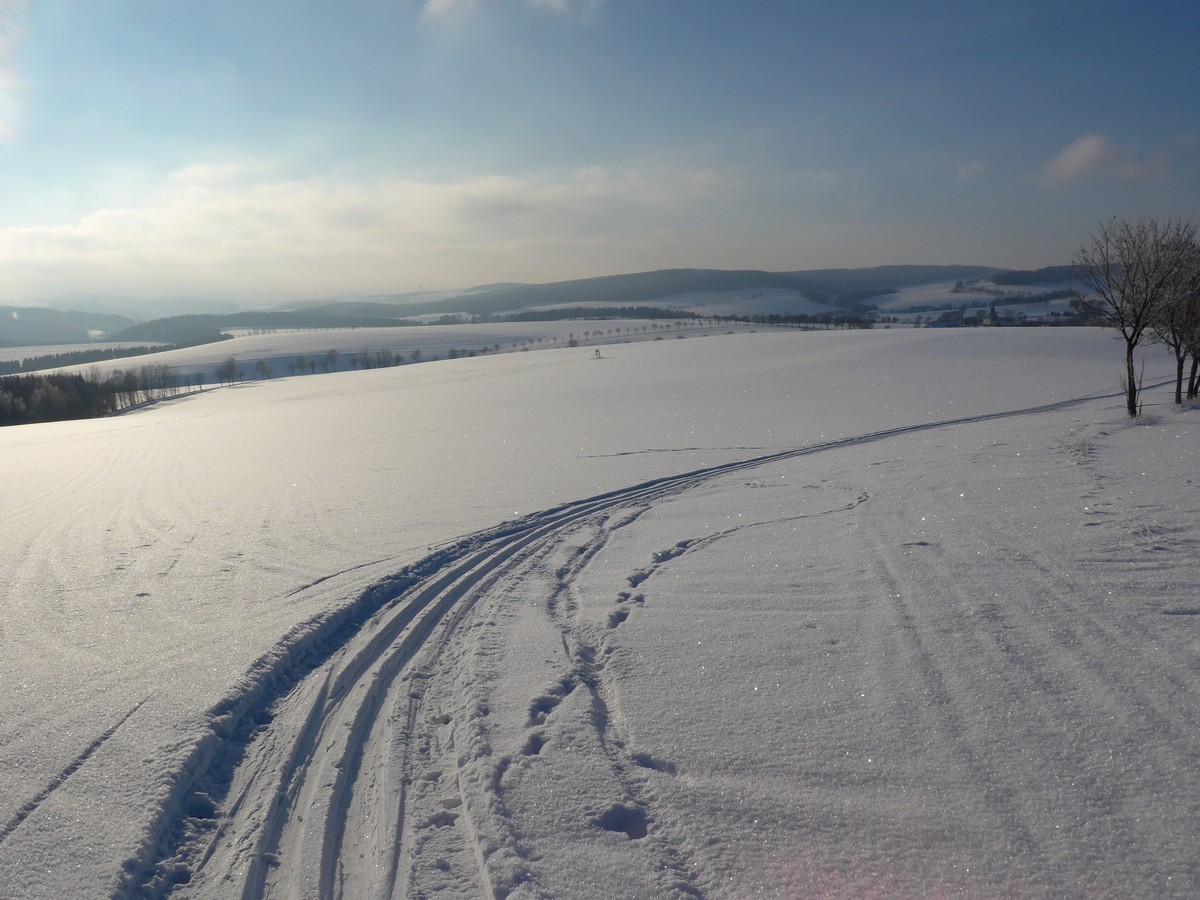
[116,311,421,347]
[504,306,699,322]
[0,373,119,425]
[0,364,202,427]
[0,307,136,345]
[0,345,162,376]
[991,265,1075,285]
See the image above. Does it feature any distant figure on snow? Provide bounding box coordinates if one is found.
[593,349,602,359]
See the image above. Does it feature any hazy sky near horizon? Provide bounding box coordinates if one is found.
[0,0,1197,302]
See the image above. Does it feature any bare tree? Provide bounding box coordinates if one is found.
[215,356,241,386]
[1186,311,1200,400]
[1073,216,1197,416]
[255,358,272,380]
[1149,237,1200,404]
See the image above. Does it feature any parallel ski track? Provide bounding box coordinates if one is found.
[146,387,1131,899]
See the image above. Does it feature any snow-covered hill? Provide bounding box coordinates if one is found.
[2,328,1198,898]
[51,319,737,382]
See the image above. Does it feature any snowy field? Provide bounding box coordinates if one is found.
[2,328,1199,898]
[871,282,995,311]
[872,282,1075,323]
[0,343,169,365]
[49,319,742,383]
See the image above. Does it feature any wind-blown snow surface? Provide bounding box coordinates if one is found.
[2,329,1198,898]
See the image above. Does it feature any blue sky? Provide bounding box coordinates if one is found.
[0,0,1197,302]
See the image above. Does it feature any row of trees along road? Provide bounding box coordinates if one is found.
[1074,216,1200,415]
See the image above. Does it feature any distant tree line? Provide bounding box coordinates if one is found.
[107,363,204,405]
[721,312,873,329]
[0,345,163,376]
[831,287,897,309]
[116,316,234,347]
[505,306,699,322]
[991,265,1076,285]
[116,311,422,348]
[892,289,1076,316]
[503,308,873,330]
[0,373,116,424]
[345,348,407,370]
[0,363,205,427]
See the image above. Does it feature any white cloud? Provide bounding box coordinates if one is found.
[168,161,267,186]
[798,169,844,191]
[422,0,603,25]
[0,163,732,299]
[421,0,478,25]
[523,0,604,21]
[1036,133,1166,187]
[954,161,986,181]
[0,2,24,57]
[0,0,27,141]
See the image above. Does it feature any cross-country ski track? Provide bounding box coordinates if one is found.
[112,380,1200,899]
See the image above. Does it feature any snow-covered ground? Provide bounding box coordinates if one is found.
[2,328,1198,898]
[872,281,1076,323]
[872,282,993,311]
[0,343,169,365]
[49,319,743,382]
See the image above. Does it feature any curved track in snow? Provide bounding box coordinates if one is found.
[136,388,1137,898]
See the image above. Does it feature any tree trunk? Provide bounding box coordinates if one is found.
[1175,351,1186,404]
[1124,340,1139,416]
[1189,356,1200,400]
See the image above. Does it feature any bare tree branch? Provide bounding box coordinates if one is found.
[1073,216,1197,415]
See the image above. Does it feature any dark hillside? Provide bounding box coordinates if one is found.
[992,265,1075,285]
[0,307,137,346]
[117,311,422,346]
[341,265,1005,317]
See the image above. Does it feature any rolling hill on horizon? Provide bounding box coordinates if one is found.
[2,264,1075,347]
[296,264,1012,319]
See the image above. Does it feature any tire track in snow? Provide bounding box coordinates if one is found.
[138,387,1131,898]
